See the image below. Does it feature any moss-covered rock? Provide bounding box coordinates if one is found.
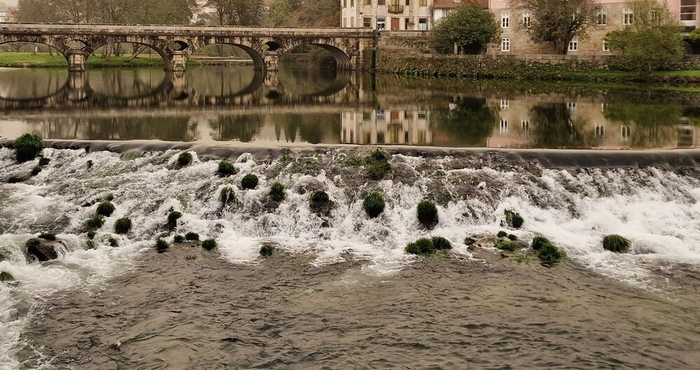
[96,201,115,217]
[531,236,551,251]
[363,192,385,218]
[85,215,105,230]
[365,148,391,180]
[416,200,438,228]
[309,190,331,213]
[269,182,285,202]
[405,238,436,255]
[496,239,519,252]
[0,271,16,282]
[155,238,169,253]
[14,132,43,162]
[537,242,564,266]
[505,210,524,229]
[202,238,217,251]
[185,232,200,241]
[114,217,132,234]
[260,244,275,257]
[177,152,193,166]
[431,236,452,250]
[174,234,185,243]
[217,161,237,177]
[167,211,182,230]
[38,233,56,241]
[241,174,259,190]
[220,186,236,205]
[602,234,630,253]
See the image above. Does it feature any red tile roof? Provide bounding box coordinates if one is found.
[432,0,481,8]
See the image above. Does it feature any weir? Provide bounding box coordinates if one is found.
[0,24,376,72]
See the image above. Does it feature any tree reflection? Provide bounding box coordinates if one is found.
[211,115,265,142]
[30,116,197,141]
[530,103,586,148]
[430,97,496,146]
[603,103,681,148]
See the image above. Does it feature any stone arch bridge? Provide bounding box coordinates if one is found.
[0,24,376,72]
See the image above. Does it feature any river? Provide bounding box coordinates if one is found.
[0,66,699,369]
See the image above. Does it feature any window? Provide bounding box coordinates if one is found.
[500,119,508,133]
[364,0,371,4]
[378,0,385,5]
[603,41,610,51]
[501,13,509,28]
[567,102,577,111]
[343,0,347,7]
[351,0,354,6]
[623,8,634,25]
[501,38,510,51]
[522,13,531,28]
[377,17,386,30]
[595,124,605,137]
[621,126,631,141]
[350,17,354,27]
[418,18,428,31]
[363,17,371,28]
[521,119,530,131]
[568,37,578,52]
[406,0,410,5]
[500,99,509,110]
[362,112,371,120]
[681,0,697,21]
[651,10,661,25]
[419,0,427,5]
[342,18,347,27]
[597,8,607,25]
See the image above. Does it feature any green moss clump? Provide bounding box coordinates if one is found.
[363,192,385,218]
[464,237,476,245]
[185,232,200,241]
[38,157,50,166]
[31,166,42,176]
[114,217,132,234]
[174,234,185,243]
[431,236,452,250]
[167,211,182,230]
[177,152,193,166]
[531,236,551,251]
[217,161,237,177]
[86,215,105,230]
[108,237,119,247]
[365,149,392,180]
[104,193,114,202]
[220,186,236,205]
[0,271,16,282]
[602,234,630,253]
[269,182,285,202]
[496,239,519,252]
[38,233,56,241]
[405,238,436,255]
[96,201,115,217]
[260,244,275,257]
[505,210,524,229]
[202,238,217,251]
[508,234,518,241]
[497,230,508,238]
[7,176,25,183]
[537,243,564,266]
[14,132,43,162]
[25,238,41,249]
[86,240,95,250]
[241,174,259,190]
[416,200,438,228]
[87,230,96,239]
[310,190,330,211]
[155,238,169,253]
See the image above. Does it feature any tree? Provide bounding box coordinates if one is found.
[431,97,497,146]
[530,103,587,148]
[430,3,500,54]
[514,0,599,54]
[605,0,685,72]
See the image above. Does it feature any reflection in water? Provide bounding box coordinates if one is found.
[0,66,698,149]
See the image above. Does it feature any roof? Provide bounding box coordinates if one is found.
[432,0,481,9]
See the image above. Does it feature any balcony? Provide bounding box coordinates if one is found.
[388,5,404,13]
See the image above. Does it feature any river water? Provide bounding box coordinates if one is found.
[1,66,700,369]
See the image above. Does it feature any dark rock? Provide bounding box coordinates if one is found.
[26,239,62,261]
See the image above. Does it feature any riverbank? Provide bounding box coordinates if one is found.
[0,53,204,68]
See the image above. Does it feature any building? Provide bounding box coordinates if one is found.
[341,0,434,30]
[0,11,15,23]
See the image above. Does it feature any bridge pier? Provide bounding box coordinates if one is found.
[264,52,280,72]
[67,50,86,72]
[170,51,188,73]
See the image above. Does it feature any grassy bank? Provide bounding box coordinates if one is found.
[0,52,203,68]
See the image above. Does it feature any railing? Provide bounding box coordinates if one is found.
[388,5,404,13]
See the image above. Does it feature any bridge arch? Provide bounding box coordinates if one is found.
[0,35,73,62]
[279,39,353,70]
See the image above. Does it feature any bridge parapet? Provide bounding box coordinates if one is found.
[0,24,377,73]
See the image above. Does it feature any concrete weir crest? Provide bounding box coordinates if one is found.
[0,24,376,72]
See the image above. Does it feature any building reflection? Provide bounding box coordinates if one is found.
[341,109,432,145]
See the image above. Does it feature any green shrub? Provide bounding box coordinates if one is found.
[0,271,16,282]
[531,236,551,251]
[505,210,524,229]
[177,152,193,166]
[260,244,275,257]
[602,234,630,253]
[108,237,119,247]
[155,238,169,253]
[496,239,519,252]
[496,230,508,238]
[464,237,476,245]
[365,148,391,180]
[431,236,452,250]
[368,148,390,163]
[185,255,197,261]
[217,161,237,177]
[0,250,7,262]
[96,201,115,217]
[405,238,436,255]
[114,217,132,234]
[14,132,43,162]
[87,230,96,239]
[241,174,259,189]
[185,232,200,241]
[310,190,330,211]
[416,200,438,228]
[508,234,518,241]
[25,238,41,249]
[174,234,185,243]
[86,215,105,230]
[202,238,217,251]
[38,157,50,166]
[537,243,564,266]
[220,187,236,205]
[269,182,285,202]
[7,176,25,183]
[86,240,95,250]
[38,233,56,241]
[167,211,182,230]
[363,192,385,218]
[31,166,42,176]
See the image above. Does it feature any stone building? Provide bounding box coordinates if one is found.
[340,0,434,30]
